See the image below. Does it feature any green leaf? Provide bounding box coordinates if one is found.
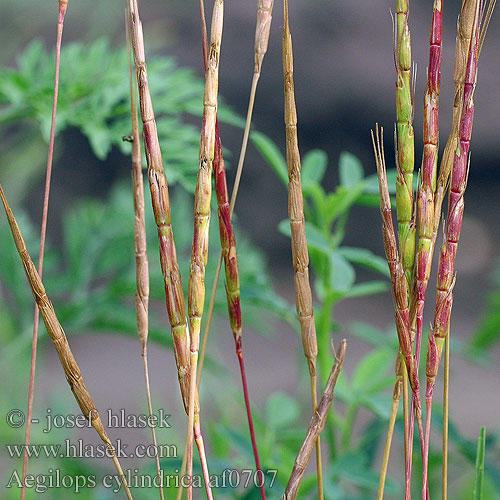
[348,321,396,349]
[302,149,328,190]
[265,392,300,429]
[278,220,333,256]
[251,131,288,186]
[364,169,398,195]
[474,427,486,500]
[351,348,393,395]
[339,151,364,188]
[305,223,332,255]
[329,251,355,292]
[362,393,394,420]
[469,291,500,354]
[344,281,389,298]
[338,247,390,277]
[324,183,365,224]
[333,451,399,494]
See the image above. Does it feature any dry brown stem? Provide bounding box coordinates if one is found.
[281,340,347,500]
[0,185,134,500]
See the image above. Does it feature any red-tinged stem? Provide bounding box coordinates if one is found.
[194,419,214,500]
[415,4,443,496]
[405,388,425,500]
[414,0,443,375]
[422,390,433,500]
[21,3,68,500]
[236,338,266,499]
[197,2,266,498]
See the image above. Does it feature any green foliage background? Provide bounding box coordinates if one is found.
[0,24,499,500]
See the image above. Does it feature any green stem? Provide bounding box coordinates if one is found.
[341,403,358,451]
[316,294,337,459]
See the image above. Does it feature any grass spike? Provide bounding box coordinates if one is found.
[127,3,213,499]
[191,2,274,499]
[21,3,68,499]
[283,1,324,498]
[186,0,224,498]
[372,125,425,500]
[125,7,164,499]
[0,184,134,500]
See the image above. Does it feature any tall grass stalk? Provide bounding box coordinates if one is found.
[0,185,135,500]
[186,0,224,497]
[20,3,68,499]
[425,4,482,496]
[282,340,346,500]
[125,7,163,500]
[394,0,416,292]
[196,0,274,390]
[169,4,274,500]
[127,2,212,498]
[415,1,444,496]
[372,125,425,500]
[377,357,403,500]
[473,427,486,500]
[282,1,323,497]
[394,0,417,487]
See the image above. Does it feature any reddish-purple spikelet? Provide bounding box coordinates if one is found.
[425,333,438,395]
[432,0,480,367]
[213,131,243,335]
[414,0,443,349]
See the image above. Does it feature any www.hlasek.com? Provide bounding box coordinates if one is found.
[6,468,278,494]
[6,439,178,459]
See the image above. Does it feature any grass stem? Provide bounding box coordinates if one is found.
[282,340,346,500]
[21,3,68,499]
[377,378,401,500]
[0,184,135,500]
[442,333,450,500]
[126,8,164,498]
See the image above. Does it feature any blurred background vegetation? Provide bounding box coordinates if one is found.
[1,1,499,499]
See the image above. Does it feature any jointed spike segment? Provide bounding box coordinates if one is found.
[283,2,323,499]
[0,185,135,500]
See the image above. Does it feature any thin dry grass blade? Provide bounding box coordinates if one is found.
[197,0,274,386]
[0,185,134,500]
[20,3,68,499]
[372,125,425,500]
[127,3,213,498]
[442,331,450,500]
[377,358,403,500]
[126,7,163,499]
[282,340,346,500]
[282,1,323,497]
[190,2,273,499]
[185,1,224,498]
[128,0,194,415]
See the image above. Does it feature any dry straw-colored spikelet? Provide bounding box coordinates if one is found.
[127,2,213,498]
[125,6,163,499]
[371,126,425,500]
[186,0,224,498]
[184,2,274,499]
[282,1,323,498]
[127,0,193,413]
[21,2,69,499]
[0,185,134,500]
